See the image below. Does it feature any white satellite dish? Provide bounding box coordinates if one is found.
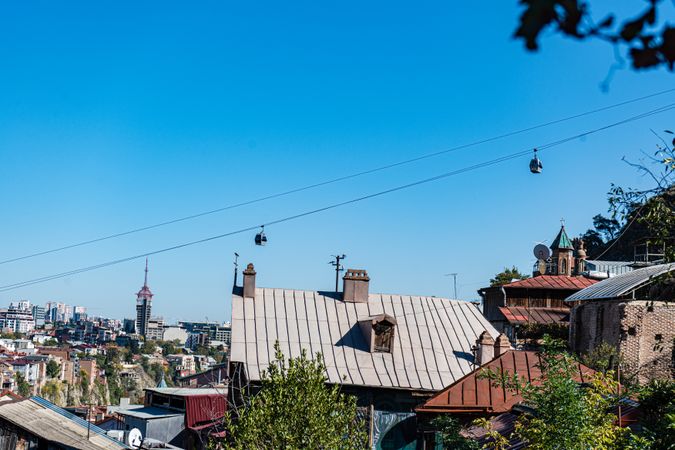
[533,244,551,260]
[126,428,142,449]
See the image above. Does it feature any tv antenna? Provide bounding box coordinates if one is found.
[233,252,240,287]
[444,273,458,299]
[329,254,346,292]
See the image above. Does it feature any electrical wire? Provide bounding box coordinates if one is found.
[2,103,673,292]
[2,88,675,266]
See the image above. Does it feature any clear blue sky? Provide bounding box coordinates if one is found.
[0,1,673,323]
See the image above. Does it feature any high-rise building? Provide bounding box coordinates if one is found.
[0,301,35,333]
[135,259,153,338]
[31,305,46,327]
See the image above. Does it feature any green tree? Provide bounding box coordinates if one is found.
[490,266,529,287]
[580,341,623,374]
[219,342,368,450]
[607,132,674,262]
[636,380,675,450]
[481,336,633,450]
[430,415,480,450]
[46,359,61,379]
[140,339,157,355]
[514,1,675,73]
[79,370,90,404]
[15,373,31,398]
[42,338,59,347]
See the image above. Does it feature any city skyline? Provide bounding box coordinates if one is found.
[1,2,673,321]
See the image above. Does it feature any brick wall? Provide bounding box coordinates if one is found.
[570,299,675,383]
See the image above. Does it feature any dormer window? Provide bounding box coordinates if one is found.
[373,321,395,353]
[358,314,397,354]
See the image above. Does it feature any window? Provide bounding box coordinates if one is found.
[561,259,567,275]
[373,321,395,353]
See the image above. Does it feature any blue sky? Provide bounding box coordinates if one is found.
[0,1,673,323]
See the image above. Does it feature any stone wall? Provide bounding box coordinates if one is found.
[570,299,675,383]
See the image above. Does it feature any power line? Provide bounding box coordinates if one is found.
[2,103,673,293]
[2,88,674,266]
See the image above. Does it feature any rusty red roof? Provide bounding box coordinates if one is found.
[503,275,598,291]
[498,307,569,325]
[416,350,594,414]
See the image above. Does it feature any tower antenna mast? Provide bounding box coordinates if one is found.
[444,273,458,299]
[329,254,346,292]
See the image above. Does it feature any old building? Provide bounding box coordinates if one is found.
[567,263,675,383]
[478,224,600,344]
[229,263,500,449]
[116,387,226,449]
[0,396,126,449]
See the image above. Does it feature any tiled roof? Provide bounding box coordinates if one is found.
[498,307,569,325]
[503,275,598,290]
[416,350,593,414]
[231,288,500,392]
[566,263,675,302]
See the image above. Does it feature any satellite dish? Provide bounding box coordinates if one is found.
[533,244,551,260]
[126,428,142,449]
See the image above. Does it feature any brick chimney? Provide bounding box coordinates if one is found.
[343,269,370,303]
[494,333,510,357]
[243,263,256,299]
[476,331,495,365]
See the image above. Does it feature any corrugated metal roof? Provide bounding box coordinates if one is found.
[566,263,675,302]
[145,387,224,397]
[503,275,598,290]
[0,398,127,449]
[116,406,183,420]
[498,307,569,325]
[416,350,593,414]
[230,288,500,392]
[585,260,634,276]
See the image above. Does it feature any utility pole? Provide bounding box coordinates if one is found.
[329,254,346,292]
[233,252,240,287]
[445,273,458,299]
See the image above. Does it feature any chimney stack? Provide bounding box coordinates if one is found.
[494,333,510,357]
[243,263,256,299]
[476,331,495,365]
[342,269,370,303]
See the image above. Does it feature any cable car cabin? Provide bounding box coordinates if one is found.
[529,150,543,174]
[254,229,267,246]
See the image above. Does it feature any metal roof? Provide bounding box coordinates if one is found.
[550,225,573,250]
[502,275,597,290]
[416,350,593,414]
[230,287,500,392]
[585,260,635,274]
[116,406,183,420]
[498,307,569,325]
[566,263,675,302]
[0,398,128,449]
[145,387,225,397]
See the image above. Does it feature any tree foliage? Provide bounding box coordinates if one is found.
[514,0,675,72]
[218,342,368,450]
[46,359,61,379]
[431,415,480,450]
[490,266,529,287]
[480,336,631,450]
[15,373,31,398]
[607,131,675,262]
[637,380,675,450]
